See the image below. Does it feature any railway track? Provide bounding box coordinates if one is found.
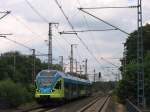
[77,95,111,112]
[27,107,56,112]
[22,93,110,112]
[23,103,59,112]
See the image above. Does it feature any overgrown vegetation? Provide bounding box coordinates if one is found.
[115,24,150,106]
[0,80,32,107]
[0,51,62,107]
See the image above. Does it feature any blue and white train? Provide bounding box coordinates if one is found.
[35,70,91,101]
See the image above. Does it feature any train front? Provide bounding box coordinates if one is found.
[35,70,57,99]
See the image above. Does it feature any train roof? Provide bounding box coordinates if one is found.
[37,70,57,77]
[57,71,91,84]
[37,70,91,84]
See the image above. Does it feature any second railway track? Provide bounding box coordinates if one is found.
[77,95,111,112]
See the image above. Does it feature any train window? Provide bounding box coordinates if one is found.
[59,81,61,89]
[55,81,59,89]
[54,80,61,89]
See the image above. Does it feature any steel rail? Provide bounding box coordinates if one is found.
[77,95,111,112]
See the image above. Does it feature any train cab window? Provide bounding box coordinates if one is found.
[59,81,61,89]
[54,80,61,89]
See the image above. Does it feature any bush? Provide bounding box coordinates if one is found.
[115,80,136,104]
[0,80,33,107]
[26,84,35,98]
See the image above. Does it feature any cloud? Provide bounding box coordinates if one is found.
[0,0,149,81]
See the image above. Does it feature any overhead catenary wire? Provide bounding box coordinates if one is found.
[78,8,130,35]
[76,0,103,69]
[74,0,121,69]
[49,1,86,64]
[76,0,120,66]
[54,0,103,67]
[1,0,119,73]
[25,0,85,64]
[25,0,49,23]
[0,11,9,13]
[11,11,68,57]
[77,4,130,68]
[60,28,117,33]
[2,36,32,50]
[0,36,44,55]
[0,11,11,20]
[100,57,119,68]
[56,0,120,68]
[24,0,74,57]
[57,0,121,77]
[10,1,70,59]
[79,6,138,10]
[0,33,12,36]
[10,14,47,44]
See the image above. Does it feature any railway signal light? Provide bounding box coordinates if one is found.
[99,72,101,78]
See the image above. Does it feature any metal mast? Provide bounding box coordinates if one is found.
[32,49,36,83]
[75,60,78,73]
[48,23,58,70]
[94,69,96,82]
[84,59,88,78]
[48,23,52,70]
[70,44,77,73]
[70,44,73,73]
[80,65,82,76]
[59,56,63,70]
[137,0,145,107]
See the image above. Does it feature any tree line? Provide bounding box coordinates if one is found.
[115,24,150,106]
[0,51,62,107]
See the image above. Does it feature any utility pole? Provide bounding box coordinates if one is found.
[137,0,145,107]
[75,60,78,73]
[48,23,58,70]
[80,65,82,76]
[13,53,16,78]
[70,44,77,73]
[83,59,88,78]
[32,49,36,83]
[70,44,73,73]
[94,69,96,82]
[59,56,63,70]
[85,59,88,77]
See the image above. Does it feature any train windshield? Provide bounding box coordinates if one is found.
[36,70,57,87]
[38,77,52,87]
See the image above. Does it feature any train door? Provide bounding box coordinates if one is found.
[54,79,64,98]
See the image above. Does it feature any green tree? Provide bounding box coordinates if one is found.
[0,51,62,83]
[0,51,62,107]
[116,24,150,106]
[0,80,32,107]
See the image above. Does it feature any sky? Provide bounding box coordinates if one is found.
[0,0,149,81]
